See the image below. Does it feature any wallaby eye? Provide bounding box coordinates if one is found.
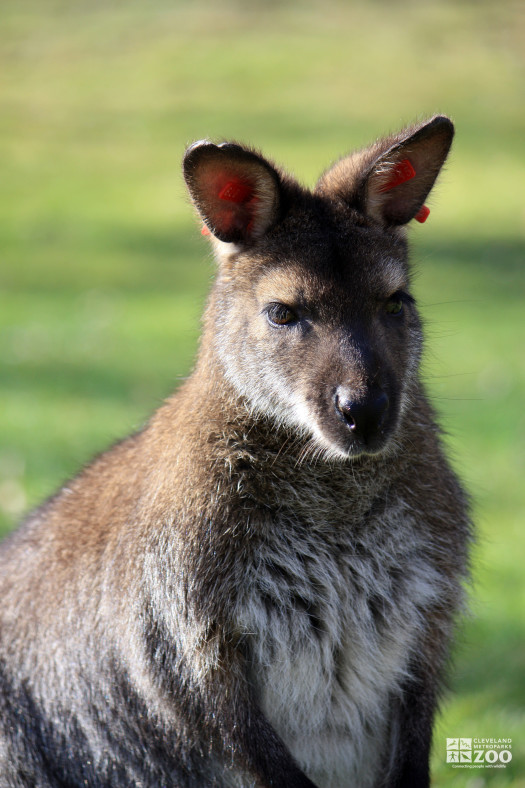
[266,303,298,327]
[384,293,405,316]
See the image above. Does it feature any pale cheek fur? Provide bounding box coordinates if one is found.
[215,327,311,431]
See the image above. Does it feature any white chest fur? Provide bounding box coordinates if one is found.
[235,505,445,788]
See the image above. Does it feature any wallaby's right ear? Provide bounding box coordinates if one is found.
[183,141,281,244]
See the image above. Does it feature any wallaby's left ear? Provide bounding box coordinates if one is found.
[317,116,454,226]
[363,115,454,225]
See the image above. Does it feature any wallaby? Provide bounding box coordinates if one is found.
[0,116,472,788]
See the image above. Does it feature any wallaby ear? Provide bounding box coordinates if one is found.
[317,116,454,226]
[363,116,454,225]
[183,141,281,244]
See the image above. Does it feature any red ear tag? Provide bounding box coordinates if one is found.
[414,205,430,223]
[201,225,211,236]
[380,159,416,192]
[218,179,253,204]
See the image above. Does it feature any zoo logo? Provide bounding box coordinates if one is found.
[446,738,513,767]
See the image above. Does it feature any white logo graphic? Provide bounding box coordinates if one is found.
[446,738,512,769]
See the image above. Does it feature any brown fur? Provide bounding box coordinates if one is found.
[0,116,471,787]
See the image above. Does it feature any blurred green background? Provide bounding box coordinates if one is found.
[1,0,524,784]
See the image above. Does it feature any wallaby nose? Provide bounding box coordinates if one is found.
[334,387,389,445]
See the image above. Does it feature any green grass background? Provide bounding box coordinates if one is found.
[1,0,524,784]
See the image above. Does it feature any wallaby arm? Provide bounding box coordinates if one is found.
[139,479,319,788]
[194,615,320,785]
[225,688,319,788]
[154,618,319,787]
[384,670,436,788]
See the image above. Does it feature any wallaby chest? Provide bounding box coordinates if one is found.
[231,459,445,787]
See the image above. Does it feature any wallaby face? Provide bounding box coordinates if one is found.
[207,218,420,459]
[0,117,471,788]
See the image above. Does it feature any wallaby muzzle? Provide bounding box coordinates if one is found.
[334,386,390,451]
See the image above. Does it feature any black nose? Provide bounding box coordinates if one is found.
[334,387,389,445]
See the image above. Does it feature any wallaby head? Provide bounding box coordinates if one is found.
[183,116,454,460]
